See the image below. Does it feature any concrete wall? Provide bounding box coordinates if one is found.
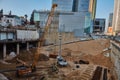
[17,30,39,40]
[111,41,120,79]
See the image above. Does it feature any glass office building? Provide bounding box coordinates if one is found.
[31,0,97,37]
[85,12,93,34]
[59,12,90,37]
[108,13,113,27]
[52,0,73,12]
[77,0,90,12]
[53,0,90,12]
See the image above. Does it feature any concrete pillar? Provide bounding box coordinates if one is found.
[17,43,19,55]
[27,42,29,51]
[3,44,6,59]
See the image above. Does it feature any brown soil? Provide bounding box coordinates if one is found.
[0,39,116,80]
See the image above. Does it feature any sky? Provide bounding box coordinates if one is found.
[0,0,114,24]
[96,0,114,18]
[96,0,114,32]
[0,0,52,19]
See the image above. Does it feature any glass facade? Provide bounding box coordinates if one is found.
[33,11,48,27]
[85,12,92,34]
[108,13,113,27]
[52,0,90,12]
[30,0,97,39]
[59,12,88,37]
[34,12,40,21]
[72,0,79,12]
[93,19,106,33]
[52,0,73,12]
[51,0,96,34]
[78,0,90,12]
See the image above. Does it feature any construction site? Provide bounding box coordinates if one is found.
[0,2,120,80]
[0,37,116,80]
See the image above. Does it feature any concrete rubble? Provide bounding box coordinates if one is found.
[0,73,8,80]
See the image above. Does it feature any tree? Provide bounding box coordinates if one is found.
[30,11,35,25]
[24,14,28,24]
[24,14,28,19]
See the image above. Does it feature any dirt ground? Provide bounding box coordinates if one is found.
[0,39,116,80]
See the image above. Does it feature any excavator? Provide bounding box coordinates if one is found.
[15,4,58,77]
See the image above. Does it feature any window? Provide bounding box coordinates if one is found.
[95,21,99,25]
[6,20,9,23]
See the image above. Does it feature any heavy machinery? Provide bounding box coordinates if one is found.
[57,56,68,66]
[15,4,57,77]
[56,32,68,66]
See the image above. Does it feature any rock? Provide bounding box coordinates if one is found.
[9,52,16,58]
[6,52,16,60]
[0,73,8,80]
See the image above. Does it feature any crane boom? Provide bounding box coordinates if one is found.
[40,4,57,46]
[31,4,57,71]
[15,4,58,77]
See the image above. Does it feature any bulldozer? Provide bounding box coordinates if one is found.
[15,4,57,77]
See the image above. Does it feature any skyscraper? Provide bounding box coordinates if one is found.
[52,0,97,34]
[108,13,113,27]
[107,13,113,34]
[93,18,106,33]
[89,0,97,19]
[52,0,88,35]
[77,0,90,12]
[52,0,73,12]
[31,0,97,37]
[52,0,94,12]
[112,0,120,35]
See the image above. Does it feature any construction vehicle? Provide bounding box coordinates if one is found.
[57,32,68,66]
[57,56,68,66]
[15,4,58,77]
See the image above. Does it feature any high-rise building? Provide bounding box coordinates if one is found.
[112,0,120,35]
[52,0,73,12]
[108,13,113,27]
[93,18,106,33]
[52,0,97,34]
[89,0,97,19]
[31,0,97,37]
[72,0,90,12]
[107,13,113,34]
[52,0,93,12]
[77,0,90,12]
